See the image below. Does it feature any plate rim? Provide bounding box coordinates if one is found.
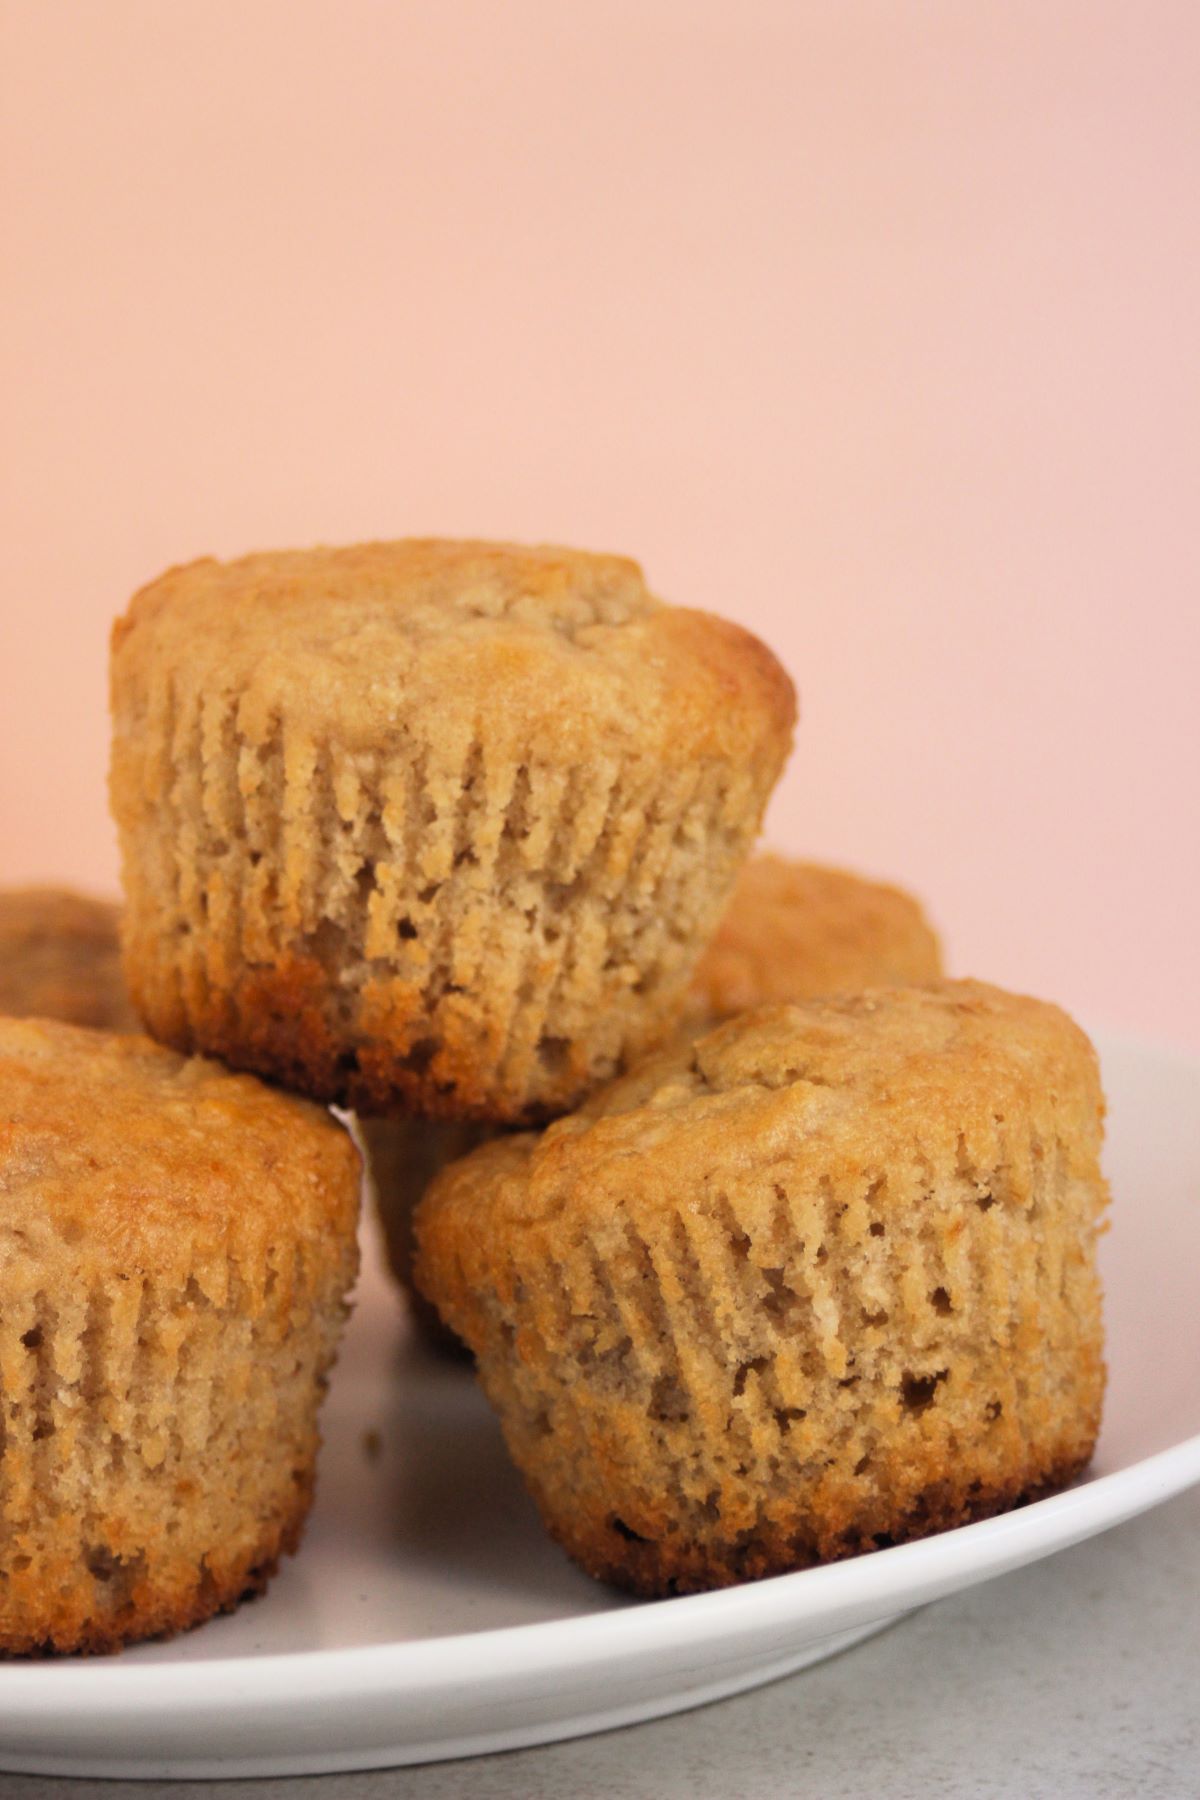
[3,1428,1198,1711]
[2,1026,1199,1711]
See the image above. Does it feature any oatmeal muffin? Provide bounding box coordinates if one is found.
[371,854,941,1354]
[415,981,1107,1595]
[110,540,795,1123]
[0,1016,360,1654]
[685,855,942,1024]
[0,887,137,1032]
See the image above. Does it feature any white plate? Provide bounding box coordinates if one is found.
[2,1031,1199,1780]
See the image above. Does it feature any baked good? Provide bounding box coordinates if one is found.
[0,887,137,1032]
[0,1016,360,1654]
[414,980,1107,1595]
[360,1115,490,1354]
[370,854,940,1353]
[110,539,795,1122]
[685,855,942,1023]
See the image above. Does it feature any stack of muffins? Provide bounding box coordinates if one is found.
[0,538,1108,1650]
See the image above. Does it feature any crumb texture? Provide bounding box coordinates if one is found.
[0,1016,360,1653]
[415,980,1108,1594]
[110,539,796,1121]
[0,888,137,1033]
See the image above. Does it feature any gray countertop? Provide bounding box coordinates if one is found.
[3,1484,1197,1799]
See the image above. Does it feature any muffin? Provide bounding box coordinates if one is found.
[0,887,137,1032]
[371,855,941,1353]
[110,539,795,1123]
[685,855,942,1024]
[414,981,1107,1595]
[0,1016,360,1655]
[360,1114,491,1354]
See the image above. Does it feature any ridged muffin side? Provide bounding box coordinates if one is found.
[414,982,1107,1595]
[109,540,796,1122]
[369,856,941,1352]
[0,1017,360,1654]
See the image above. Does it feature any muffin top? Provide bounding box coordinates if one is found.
[687,856,943,1022]
[0,887,136,1032]
[416,981,1104,1242]
[0,1016,360,1294]
[111,539,796,766]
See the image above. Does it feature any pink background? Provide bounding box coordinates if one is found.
[2,1,1197,1046]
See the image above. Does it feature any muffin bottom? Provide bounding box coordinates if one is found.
[3,1477,313,1657]
[536,1440,1095,1598]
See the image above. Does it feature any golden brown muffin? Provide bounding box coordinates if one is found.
[0,1016,360,1655]
[110,540,795,1123]
[415,981,1107,1596]
[685,855,942,1023]
[0,887,137,1032]
[371,854,941,1354]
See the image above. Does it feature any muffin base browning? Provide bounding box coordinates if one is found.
[4,1481,311,1658]
[116,744,774,1123]
[539,1444,1096,1598]
[0,1252,346,1656]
